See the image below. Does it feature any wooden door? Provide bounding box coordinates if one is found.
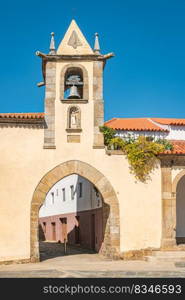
[51,222,56,241]
[61,218,67,242]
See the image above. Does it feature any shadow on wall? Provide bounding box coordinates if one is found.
[39,224,45,241]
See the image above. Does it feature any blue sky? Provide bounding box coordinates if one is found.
[0,0,185,121]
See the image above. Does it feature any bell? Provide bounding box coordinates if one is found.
[68,85,80,99]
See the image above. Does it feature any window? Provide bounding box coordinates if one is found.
[60,217,67,224]
[79,182,83,198]
[62,188,66,201]
[94,187,99,197]
[51,192,54,204]
[70,185,75,200]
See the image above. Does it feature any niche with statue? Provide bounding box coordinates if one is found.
[66,106,82,132]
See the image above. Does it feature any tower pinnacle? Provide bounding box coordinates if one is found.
[94,33,100,54]
[49,32,56,55]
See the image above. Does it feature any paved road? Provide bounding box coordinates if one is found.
[0,269,185,278]
[0,242,185,278]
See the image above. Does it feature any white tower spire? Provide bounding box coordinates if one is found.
[49,32,56,55]
[94,33,100,54]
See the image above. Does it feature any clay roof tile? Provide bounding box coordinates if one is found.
[0,113,45,120]
[152,118,185,126]
[105,118,168,132]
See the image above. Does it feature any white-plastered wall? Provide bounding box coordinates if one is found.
[0,60,163,261]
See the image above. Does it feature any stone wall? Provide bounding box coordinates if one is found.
[44,61,56,149]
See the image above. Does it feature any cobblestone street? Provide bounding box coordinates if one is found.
[0,242,185,278]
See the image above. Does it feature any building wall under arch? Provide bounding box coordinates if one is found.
[39,174,102,217]
[39,174,103,251]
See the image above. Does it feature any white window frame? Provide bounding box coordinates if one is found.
[79,182,83,198]
[62,188,66,202]
[51,192,54,204]
[70,185,75,200]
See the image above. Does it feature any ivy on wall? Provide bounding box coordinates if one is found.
[100,126,173,182]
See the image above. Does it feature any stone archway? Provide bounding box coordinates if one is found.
[172,170,185,194]
[161,166,185,249]
[30,160,120,262]
[172,170,185,245]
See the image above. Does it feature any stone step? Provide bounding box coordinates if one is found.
[144,251,185,262]
[152,251,185,257]
[145,256,185,263]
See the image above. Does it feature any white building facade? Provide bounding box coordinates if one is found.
[39,175,103,251]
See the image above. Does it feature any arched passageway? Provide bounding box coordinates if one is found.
[30,160,120,262]
[39,174,104,259]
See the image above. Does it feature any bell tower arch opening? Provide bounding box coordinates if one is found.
[64,67,83,100]
[60,63,89,101]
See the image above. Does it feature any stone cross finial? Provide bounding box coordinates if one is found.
[49,32,56,55]
[94,33,100,54]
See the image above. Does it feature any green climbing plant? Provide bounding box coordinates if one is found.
[100,126,173,182]
[155,138,173,150]
[122,136,166,182]
[99,125,116,146]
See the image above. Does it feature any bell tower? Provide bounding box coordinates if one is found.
[36,20,114,149]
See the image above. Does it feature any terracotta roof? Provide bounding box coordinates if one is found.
[0,113,44,119]
[0,113,45,125]
[152,118,185,126]
[163,140,185,155]
[105,118,168,132]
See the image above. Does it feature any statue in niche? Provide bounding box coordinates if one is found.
[71,111,77,127]
[69,107,80,129]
